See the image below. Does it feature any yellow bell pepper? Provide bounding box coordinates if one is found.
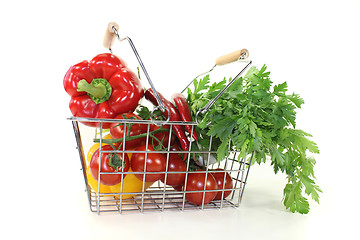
[87,138,153,199]
[86,167,114,195]
[87,167,153,199]
[110,169,153,200]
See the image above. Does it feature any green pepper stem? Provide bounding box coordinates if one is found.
[77,79,107,98]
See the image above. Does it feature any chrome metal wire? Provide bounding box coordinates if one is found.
[111,26,167,115]
[70,117,253,214]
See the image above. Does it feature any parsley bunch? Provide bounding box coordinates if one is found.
[187,65,321,214]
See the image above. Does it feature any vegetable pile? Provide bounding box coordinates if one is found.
[64,53,321,214]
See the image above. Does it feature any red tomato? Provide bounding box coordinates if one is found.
[110,113,147,149]
[168,143,184,159]
[211,169,233,200]
[160,153,187,186]
[131,145,167,182]
[90,145,130,186]
[172,184,183,191]
[183,171,218,205]
[150,124,176,148]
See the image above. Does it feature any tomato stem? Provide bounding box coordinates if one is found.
[148,132,167,151]
[108,153,125,171]
[93,128,169,144]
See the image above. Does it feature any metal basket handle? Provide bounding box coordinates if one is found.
[184,50,253,123]
[196,60,252,116]
[103,22,168,117]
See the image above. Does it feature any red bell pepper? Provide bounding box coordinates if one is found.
[64,53,144,128]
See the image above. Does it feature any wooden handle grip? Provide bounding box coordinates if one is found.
[215,49,249,65]
[103,22,119,49]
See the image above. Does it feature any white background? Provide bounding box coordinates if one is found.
[1,0,359,239]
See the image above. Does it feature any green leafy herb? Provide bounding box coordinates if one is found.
[136,105,152,120]
[187,64,321,214]
[136,104,166,121]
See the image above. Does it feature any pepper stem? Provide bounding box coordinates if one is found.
[77,79,106,98]
[77,78,112,104]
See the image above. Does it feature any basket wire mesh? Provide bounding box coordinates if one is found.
[70,117,253,214]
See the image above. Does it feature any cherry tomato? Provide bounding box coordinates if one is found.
[168,143,184,159]
[131,145,167,182]
[183,170,218,205]
[90,145,130,186]
[172,184,183,191]
[160,153,187,186]
[211,169,233,200]
[110,113,147,149]
[86,134,112,165]
[150,124,176,148]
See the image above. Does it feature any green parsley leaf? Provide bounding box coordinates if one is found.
[187,64,321,214]
[136,105,151,120]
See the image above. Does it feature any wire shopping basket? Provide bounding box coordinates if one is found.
[68,23,254,214]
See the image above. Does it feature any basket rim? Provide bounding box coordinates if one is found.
[67,116,198,126]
